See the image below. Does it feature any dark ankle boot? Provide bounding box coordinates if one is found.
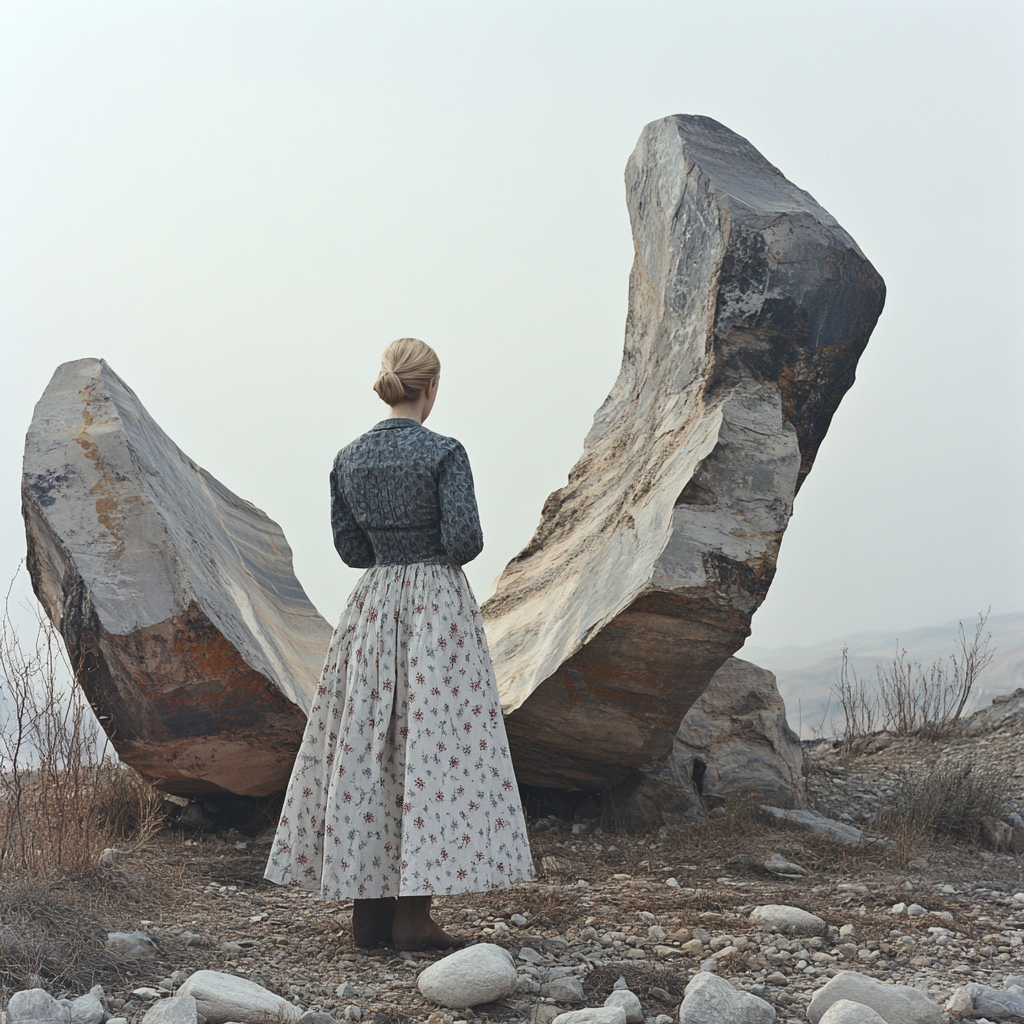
[352,897,397,948]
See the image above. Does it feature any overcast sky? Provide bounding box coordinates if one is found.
[2,0,1022,653]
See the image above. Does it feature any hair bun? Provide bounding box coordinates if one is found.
[372,338,441,407]
[373,368,406,405]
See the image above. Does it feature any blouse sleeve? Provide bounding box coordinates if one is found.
[438,441,484,565]
[330,466,375,568]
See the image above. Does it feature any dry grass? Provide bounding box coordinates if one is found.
[1,762,164,877]
[1,579,167,990]
[2,868,143,991]
[874,758,1014,850]
[1,581,164,880]
[0,831,206,992]
[582,963,685,1010]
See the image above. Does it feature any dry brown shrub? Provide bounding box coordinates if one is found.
[874,757,1013,855]
[583,962,685,1009]
[1,576,165,988]
[831,611,994,749]
[1,580,163,879]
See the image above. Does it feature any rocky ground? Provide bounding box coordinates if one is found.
[2,717,1023,1024]
[803,692,1024,833]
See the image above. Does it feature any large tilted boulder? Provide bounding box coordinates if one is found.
[482,114,885,789]
[22,358,331,796]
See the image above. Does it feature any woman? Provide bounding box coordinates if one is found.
[264,338,534,951]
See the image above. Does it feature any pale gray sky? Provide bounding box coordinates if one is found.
[2,1,1022,651]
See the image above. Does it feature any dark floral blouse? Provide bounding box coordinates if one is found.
[330,418,484,568]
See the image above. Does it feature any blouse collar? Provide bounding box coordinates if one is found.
[371,418,422,432]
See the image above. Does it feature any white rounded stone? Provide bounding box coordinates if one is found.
[416,943,517,1010]
[604,989,643,1024]
[552,1010,627,1024]
[807,971,943,1024]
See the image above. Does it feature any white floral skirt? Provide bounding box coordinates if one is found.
[263,562,534,899]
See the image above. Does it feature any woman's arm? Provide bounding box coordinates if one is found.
[330,467,375,568]
[438,441,484,565]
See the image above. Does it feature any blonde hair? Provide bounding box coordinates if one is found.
[373,338,441,405]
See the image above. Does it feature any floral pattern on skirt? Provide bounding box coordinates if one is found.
[264,562,534,898]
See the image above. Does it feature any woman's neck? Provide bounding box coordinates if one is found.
[388,399,428,423]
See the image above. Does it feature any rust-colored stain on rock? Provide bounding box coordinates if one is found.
[70,601,308,797]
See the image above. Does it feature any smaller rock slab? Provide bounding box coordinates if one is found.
[670,658,804,808]
[552,1010,626,1024]
[679,972,775,1024]
[758,806,866,845]
[141,997,198,1024]
[963,982,1024,1019]
[818,1001,886,1024]
[763,853,807,877]
[749,905,826,936]
[604,990,642,1023]
[807,972,943,1024]
[417,943,517,1009]
[177,971,301,1024]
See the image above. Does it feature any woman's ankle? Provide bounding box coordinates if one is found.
[392,896,462,951]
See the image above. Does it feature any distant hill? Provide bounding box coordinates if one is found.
[739,611,1024,739]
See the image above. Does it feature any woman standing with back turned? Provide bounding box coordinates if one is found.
[265,338,534,951]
